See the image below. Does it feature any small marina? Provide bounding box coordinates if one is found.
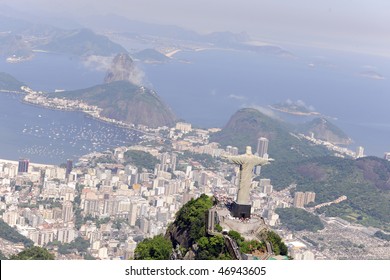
[0,92,141,164]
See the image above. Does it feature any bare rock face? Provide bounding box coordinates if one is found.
[104,53,143,85]
[166,224,191,249]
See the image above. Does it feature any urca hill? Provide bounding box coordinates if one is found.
[210,108,331,162]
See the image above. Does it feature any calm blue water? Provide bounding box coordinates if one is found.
[0,93,140,164]
[143,48,390,157]
[0,53,104,91]
[1,49,389,162]
[0,53,139,164]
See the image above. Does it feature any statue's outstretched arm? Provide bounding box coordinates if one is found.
[223,155,245,165]
[254,158,271,166]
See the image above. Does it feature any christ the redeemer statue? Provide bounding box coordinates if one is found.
[224,146,271,218]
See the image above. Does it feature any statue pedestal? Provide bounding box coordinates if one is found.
[231,202,251,219]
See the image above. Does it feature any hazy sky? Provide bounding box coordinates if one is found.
[1,0,390,55]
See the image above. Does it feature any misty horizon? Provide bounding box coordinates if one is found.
[0,0,389,57]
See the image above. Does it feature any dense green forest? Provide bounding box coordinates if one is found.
[374,231,390,241]
[10,246,54,260]
[124,150,160,171]
[210,108,330,162]
[135,194,288,260]
[262,156,390,230]
[276,208,324,232]
[178,151,219,170]
[0,219,34,247]
[170,194,214,246]
[0,250,7,260]
[49,237,90,255]
[134,234,173,260]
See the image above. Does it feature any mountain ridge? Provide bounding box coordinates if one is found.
[49,80,176,128]
[299,117,352,145]
[0,72,25,91]
[262,155,390,230]
[210,108,331,162]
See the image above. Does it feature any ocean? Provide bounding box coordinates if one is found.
[0,47,389,163]
[0,92,141,165]
[0,53,139,164]
[142,47,390,157]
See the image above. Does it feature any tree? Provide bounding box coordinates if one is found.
[172,194,213,245]
[276,208,324,232]
[0,250,8,260]
[124,150,160,171]
[0,219,34,247]
[266,231,288,256]
[134,234,172,260]
[240,240,264,254]
[10,246,55,260]
[196,235,227,260]
[228,230,244,245]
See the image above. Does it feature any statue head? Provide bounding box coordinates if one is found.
[245,146,252,155]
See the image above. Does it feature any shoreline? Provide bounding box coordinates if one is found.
[0,158,56,168]
[268,105,321,116]
[0,90,144,164]
[165,49,182,58]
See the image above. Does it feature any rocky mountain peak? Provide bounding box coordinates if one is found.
[104,53,143,85]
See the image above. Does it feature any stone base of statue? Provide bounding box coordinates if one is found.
[231,202,251,219]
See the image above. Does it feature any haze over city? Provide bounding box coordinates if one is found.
[1,0,390,56]
[1,0,390,265]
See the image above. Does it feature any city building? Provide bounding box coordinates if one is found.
[293,192,305,208]
[257,137,269,158]
[66,159,73,178]
[294,191,316,207]
[57,228,76,243]
[18,159,29,174]
[304,192,316,205]
[175,122,192,133]
[255,137,269,175]
[356,146,364,158]
[62,201,74,223]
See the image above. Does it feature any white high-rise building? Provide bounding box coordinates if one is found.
[128,202,138,226]
[62,201,73,223]
[175,122,192,133]
[57,228,76,243]
[257,137,269,158]
[255,137,269,175]
[304,192,316,205]
[356,146,364,158]
[293,192,305,208]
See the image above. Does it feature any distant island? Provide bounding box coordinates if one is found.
[269,101,320,116]
[132,49,171,64]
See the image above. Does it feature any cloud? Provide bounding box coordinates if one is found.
[296,99,306,107]
[110,62,146,86]
[284,99,316,111]
[82,55,113,72]
[83,55,146,86]
[359,70,385,80]
[228,94,246,100]
[244,104,280,119]
[362,65,377,70]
